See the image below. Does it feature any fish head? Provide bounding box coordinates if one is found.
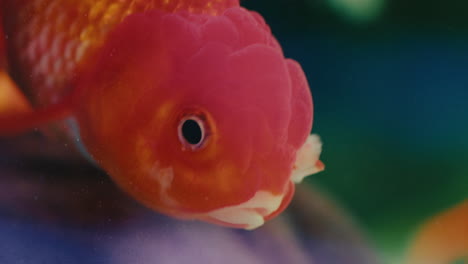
[76,7,322,229]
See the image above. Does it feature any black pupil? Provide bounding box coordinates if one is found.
[182,119,202,145]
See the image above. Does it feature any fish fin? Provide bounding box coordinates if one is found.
[291,134,325,183]
[0,72,75,136]
[0,17,31,116]
[0,71,32,115]
[0,18,32,134]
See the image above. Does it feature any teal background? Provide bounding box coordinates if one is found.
[244,0,468,262]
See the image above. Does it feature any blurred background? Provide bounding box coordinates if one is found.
[2,0,468,263]
[243,0,468,262]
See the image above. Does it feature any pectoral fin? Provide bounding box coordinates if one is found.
[0,71,32,116]
[0,67,78,136]
[0,16,30,117]
[0,24,75,135]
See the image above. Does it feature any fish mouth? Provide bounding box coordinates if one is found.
[198,182,295,230]
[196,134,324,230]
[291,134,324,183]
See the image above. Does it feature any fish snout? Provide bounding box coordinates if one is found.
[195,135,324,230]
[198,182,295,230]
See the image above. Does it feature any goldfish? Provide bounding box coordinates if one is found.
[0,0,324,229]
[405,200,468,264]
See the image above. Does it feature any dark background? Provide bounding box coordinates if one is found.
[244,0,468,260]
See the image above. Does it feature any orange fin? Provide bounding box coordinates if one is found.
[0,71,32,115]
[0,74,73,136]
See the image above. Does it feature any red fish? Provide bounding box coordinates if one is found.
[0,0,324,229]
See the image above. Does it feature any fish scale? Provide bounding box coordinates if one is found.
[2,0,237,106]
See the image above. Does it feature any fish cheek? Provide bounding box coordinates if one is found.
[164,130,254,212]
[72,15,182,213]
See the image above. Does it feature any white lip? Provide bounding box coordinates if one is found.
[290,134,324,183]
[201,190,285,230]
[198,134,324,230]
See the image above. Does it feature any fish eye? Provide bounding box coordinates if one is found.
[178,115,207,150]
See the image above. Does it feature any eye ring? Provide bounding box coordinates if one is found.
[177,114,208,151]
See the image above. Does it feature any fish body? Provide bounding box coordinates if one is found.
[2,0,239,107]
[1,0,324,229]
